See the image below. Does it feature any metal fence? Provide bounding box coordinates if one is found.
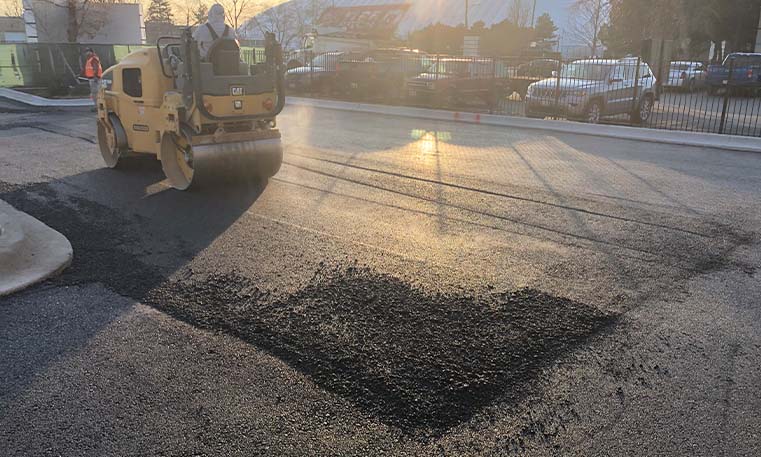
[283,49,761,137]
[0,42,264,94]
[3,42,759,137]
[0,43,152,94]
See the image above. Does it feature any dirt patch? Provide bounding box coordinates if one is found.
[148,268,616,433]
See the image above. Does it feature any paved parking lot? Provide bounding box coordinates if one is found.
[1,104,760,456]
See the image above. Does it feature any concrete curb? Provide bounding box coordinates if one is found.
[0,199,73,296]
[2,88,757,154]
[0,88,92,108]
[287,97,761,154]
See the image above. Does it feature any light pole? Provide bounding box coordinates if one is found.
[530,0,537,28]
[465,0,469,29]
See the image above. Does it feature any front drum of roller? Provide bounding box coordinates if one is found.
[160,131,283,191]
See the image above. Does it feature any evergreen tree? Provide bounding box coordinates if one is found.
[193,2,208,25]
[534,13,557,41]
[604,0,759,58]
[146,0,174,24]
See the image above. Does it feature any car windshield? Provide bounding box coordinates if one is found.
[560,63,613,81]
[723,54,761,67]
[426,60,497,77]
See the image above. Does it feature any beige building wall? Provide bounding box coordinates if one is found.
[31,0,144,44]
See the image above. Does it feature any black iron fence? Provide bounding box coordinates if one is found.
[283,49,761,137]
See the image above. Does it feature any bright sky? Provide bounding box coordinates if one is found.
[165,0,284,26]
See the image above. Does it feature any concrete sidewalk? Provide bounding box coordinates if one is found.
[288,97,761,155]
[0,200,72,296]
[0,88,92,108]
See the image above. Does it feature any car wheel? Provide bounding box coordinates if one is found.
[632,94,654,124]
[584,100,602,124]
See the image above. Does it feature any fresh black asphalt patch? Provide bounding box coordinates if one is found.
[6,178,749,435]
[148,269,615,433]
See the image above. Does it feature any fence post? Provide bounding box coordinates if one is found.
[656,40,666,100]
[553,58,562,119]
[630,57,641,123]
[489,57,496,114]
[309,50,313,96]
[718,57,734,135]
[435,54,440,108]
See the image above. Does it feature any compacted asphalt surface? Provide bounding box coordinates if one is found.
[1,101,760,456]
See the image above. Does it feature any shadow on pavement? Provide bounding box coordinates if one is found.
[1,165,617,435]
[0,167,266,402]
[149,268,616,434]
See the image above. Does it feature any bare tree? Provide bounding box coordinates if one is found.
[568,0,611,56]
[507,0,532,28]
[32,0,138,43]
[218,0,255,30]
[247,0,327,49]
[174,0,207,26]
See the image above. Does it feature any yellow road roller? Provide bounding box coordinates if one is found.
[96,30,284,190]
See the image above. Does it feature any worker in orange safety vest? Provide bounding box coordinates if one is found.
[81,48,103,110]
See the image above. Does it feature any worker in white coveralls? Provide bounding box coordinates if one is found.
[192,3,237,60]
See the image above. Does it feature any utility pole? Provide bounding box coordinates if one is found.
[530,0,537,28]
[465,0,469,29]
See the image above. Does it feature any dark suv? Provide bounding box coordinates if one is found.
[336,49,430,101]
[406,58,512,107]
[285,52,344,94]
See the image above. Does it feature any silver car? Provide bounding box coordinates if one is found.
[525,57,657,124]
[664,61,706,92]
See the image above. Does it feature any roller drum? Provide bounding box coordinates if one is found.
[161,132,283,190]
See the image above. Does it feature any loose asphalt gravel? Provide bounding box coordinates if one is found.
[1,102,760,456]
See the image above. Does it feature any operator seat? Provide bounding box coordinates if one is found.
[207,38,242,76]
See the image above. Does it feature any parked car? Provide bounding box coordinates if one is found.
[516,59,560,78]
[336,49,430,101]
[406,58,514,107]
[285,52,343,94]
[664,61,706,92]
[513,59,560,98]
[525,57,657,124]
[706,53,761,95]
